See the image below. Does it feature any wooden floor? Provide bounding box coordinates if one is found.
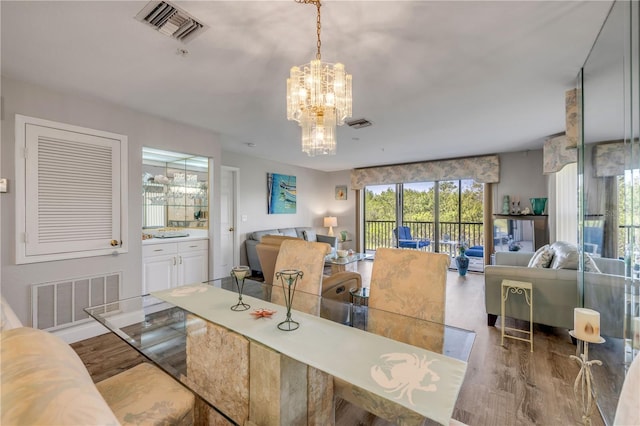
[73,263,608,426]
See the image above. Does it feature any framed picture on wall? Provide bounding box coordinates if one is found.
[267,173,296,214]
[335,185,347,200]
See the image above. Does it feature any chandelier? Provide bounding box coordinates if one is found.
[286,0,352,157]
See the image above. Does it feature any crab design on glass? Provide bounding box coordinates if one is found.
[370,353,440,405]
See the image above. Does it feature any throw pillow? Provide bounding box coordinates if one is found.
[527,244,554,268]
[549,241,579,270]
[584,253,602,273]
[302,229,318,242]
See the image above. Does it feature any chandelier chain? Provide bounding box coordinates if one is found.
[294,0,322,60]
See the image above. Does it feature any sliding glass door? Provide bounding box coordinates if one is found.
[364,180,484,253]
[364,184,397,250]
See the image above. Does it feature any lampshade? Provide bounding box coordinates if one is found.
[286,0,352,157]
[324,216,337,227]
[324,216,337,236]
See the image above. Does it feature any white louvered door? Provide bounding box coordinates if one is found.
[16,115,128,263]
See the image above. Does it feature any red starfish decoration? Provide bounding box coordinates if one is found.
[251,308,277,318]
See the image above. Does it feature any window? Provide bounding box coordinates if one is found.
[15,115,128,264]
[363,179,484,252]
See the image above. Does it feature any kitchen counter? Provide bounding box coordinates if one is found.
[142,233,209,245]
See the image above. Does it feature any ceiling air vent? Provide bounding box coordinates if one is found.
[135,1,208,44]
[346,118,373,129]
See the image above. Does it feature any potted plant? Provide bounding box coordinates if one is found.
[456,241,469,276]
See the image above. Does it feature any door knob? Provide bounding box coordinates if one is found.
[229,227,234,232]
[110,239,119,247]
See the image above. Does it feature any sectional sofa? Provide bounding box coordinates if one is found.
[245,227,338,275]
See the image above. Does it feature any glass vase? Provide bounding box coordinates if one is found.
[276,269,303,331]
[530,197,548,215]
[230,265,251,311]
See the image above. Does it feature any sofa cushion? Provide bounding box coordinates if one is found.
[279,228,298,238]
[302,228,317,242]
[96,363,194,426]
[550,241,579,270]
[465,246,484,258]
[584,253,602,273]
[1,327,120,425]
[252,229,280,241]
[527,244,554,268]
[1,296,22,331]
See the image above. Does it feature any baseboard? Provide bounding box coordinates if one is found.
[52,310,144,344]
[53,321,110,344]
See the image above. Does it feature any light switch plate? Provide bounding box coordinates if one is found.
[241,215,248,222]
[0,178,7,193]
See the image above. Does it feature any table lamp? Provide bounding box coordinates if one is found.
[324,216,337,236]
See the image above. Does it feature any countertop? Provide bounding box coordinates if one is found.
[142,234,209,245]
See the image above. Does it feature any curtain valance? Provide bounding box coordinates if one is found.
[543,134,577,174]
[350,155,500,190]
[593,140,638,177]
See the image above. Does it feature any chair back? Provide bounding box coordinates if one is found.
[394,226,412,240]
[369,247,450,322]
[256,235,299,285]
[614,353,640,425]
[272,239,331,295]
[338,248,450,405]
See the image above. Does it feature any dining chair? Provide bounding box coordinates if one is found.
[335,247,451,423]
[255,235,299,285]
[270,240,362,314]
[393,226,430,250]
[614,352,640,425]
[369,247,450,322]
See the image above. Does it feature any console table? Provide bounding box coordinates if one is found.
[493,214,549,251]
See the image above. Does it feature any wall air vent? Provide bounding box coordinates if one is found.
[346,118,373,129]
[135,1,208,44]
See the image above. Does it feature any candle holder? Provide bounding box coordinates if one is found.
[230,265,251,311]
[569,330,605,426]
[276,269,303,331]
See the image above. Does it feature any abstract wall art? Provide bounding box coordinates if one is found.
[267,173,297,214]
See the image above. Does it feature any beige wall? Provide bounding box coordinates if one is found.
[221,151,355,266]
[0,77,548,337]
[0,76,221,328]
[0,77,353,333]
[492,150,548,215]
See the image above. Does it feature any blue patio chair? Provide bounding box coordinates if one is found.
[393,226,430,250]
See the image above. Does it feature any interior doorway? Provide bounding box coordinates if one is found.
[219,167,239,277]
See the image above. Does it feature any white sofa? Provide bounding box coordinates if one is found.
[0,296,195,425]
[485,250,625,337]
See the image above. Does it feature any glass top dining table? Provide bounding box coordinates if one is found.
[85,277,475,426]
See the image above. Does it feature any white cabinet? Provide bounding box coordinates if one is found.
[142,239,208,294]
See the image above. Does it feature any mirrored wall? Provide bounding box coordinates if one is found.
[142,147,209,230]
[579,1,639,423]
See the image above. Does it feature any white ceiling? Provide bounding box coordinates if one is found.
[1,1,613,172]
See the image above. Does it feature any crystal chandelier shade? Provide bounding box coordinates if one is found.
[286,1,352,157]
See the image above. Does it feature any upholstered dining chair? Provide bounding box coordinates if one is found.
[255,235,299,285]
[369,247,450,322]
[334,248,452,423]
[269,239,362,314]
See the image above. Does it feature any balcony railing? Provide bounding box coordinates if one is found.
[364,220,484,252]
